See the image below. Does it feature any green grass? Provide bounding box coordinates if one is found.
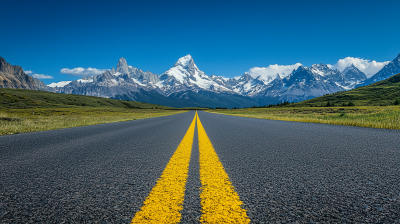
[0,88,189,135]
[0,88,172,109]
[210,106,400,130]
[290,73,400,107]
[216,73,400,129]
[0,108,187,135]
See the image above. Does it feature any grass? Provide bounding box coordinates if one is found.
[290,73,400,107]
[0,88,172,109]
[210,106,400,130]
[0,88,190,135]
[0,108,187,135]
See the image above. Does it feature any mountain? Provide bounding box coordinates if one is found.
[342,64,367,84]
[156,55,231,95]
[255,65,345,105]
[0,88,172,109]
[292,72,400,107]
[49,55,258,108]
[0,57,47,90]
[357,53,400,87]
[47,53,400,108]
[49,57,158,98]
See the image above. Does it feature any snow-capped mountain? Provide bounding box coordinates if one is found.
[155,55,231,95]
[49,57,158,99]
[342,64,367,84]
[357,53,400,87]
[254,65,344,104]
[47,54,397,108]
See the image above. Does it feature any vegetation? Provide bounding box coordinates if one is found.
[289,73,400,107]
[208,73,400,130]
[0,88,186,135]
[211,106,400,130]
[0,88,173,109]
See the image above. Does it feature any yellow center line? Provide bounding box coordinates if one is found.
[197,114,250,223]
[131,112,198,223]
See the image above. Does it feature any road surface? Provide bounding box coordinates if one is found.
[1,110,399,223]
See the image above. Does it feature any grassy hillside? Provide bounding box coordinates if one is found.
[291,73,400,107]
[211,74,400,130]
[0,88,189,135]
[211,106,400,130]
[0,88,172,109]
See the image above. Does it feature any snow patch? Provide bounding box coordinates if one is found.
[131,78,146,86]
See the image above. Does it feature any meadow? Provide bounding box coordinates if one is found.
[0,88,187,135]
[0,108,186,135]
[211,106,400,130]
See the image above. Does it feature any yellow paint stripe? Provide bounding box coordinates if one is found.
[131,112,197,223]
[197,114,250,223]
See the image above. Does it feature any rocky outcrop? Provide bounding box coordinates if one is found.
[0,57,47,90]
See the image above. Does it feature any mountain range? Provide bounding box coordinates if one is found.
[2,53,400,108]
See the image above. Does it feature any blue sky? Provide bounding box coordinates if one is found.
[1,0,400,84]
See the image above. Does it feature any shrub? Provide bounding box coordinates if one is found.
[347,101,355,106]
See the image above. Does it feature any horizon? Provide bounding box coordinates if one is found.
[2,0,400,85]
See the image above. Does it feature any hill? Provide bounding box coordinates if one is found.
[0,88,172,109]
[291,73,400,107]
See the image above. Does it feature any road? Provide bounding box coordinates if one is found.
[1,110,399,223]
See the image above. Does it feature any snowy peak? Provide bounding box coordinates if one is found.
[342,64,367,82]
[238,73,254,82]
[117,57,129,75]
[294,65,308,73]
[343,64,360,74]
[359,52,400,87]
[162,54,204,82]
[174,54,194,66]
[173,54,198,72]
[156,54,235,94]
[311,63,332,76]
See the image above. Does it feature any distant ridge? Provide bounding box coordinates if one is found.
[357,53,400,87]
[292,72,400,107]
[3,53,400,108]
[49,54,394,108]
[0,57,47,90]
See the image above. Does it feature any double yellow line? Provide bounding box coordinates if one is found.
[131,112,250,223]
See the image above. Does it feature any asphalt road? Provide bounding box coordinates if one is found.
[1,110,400,223]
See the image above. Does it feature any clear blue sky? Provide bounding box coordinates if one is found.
[2,0,400,84]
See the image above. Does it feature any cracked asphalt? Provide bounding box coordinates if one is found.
[1,110,400,223]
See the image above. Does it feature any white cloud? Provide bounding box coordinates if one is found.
[32,74,54,79]
[47,81,72,88]
[24,69,53,79]
[247,63,302,80]
[331,57,389,78]
[60,67,106,76]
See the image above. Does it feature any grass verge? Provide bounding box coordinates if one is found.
[0,108,187,136]
[210,106,400,130]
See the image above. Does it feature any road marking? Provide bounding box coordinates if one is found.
[197,114,250,223]
[131,112,197,223]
